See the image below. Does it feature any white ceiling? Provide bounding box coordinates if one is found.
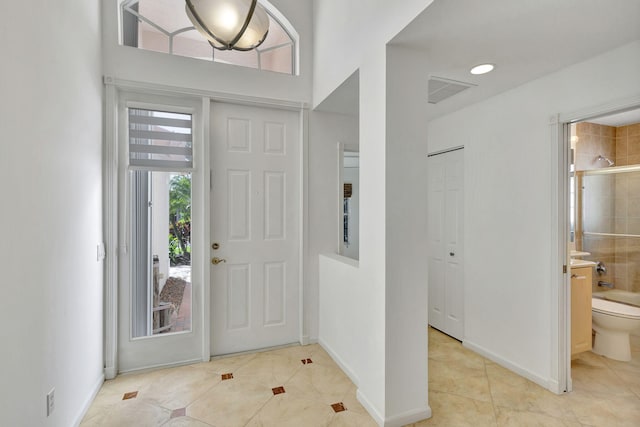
[317,0,640,119]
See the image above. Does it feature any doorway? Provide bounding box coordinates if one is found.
[209,102,301,356]
[427,147,465,340]
[564,106,640,392]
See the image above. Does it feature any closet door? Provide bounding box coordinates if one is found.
[428,149,464,340]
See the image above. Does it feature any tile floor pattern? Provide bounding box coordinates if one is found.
[82,329,640,427]
[408,328,640,427]
[81,344,377,426]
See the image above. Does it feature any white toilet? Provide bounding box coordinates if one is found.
[591,297,640,361]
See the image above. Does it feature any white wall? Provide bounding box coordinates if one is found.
[317,48,390,425]
[0,1,104,426]
[428,40,640,388]
[103,0,313,104]
[308,110,359,341]
[312,0,433,106]
[384,45,431,420]
[313,2,437,424]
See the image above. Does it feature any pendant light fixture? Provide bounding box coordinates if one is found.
[185,0,270,51]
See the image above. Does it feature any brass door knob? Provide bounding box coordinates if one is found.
[211,257,227,265]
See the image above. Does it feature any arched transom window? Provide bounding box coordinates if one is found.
[120,0,298,75]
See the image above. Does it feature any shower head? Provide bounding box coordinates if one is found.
[597,155,614,166]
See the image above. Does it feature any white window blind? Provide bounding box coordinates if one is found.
[129,108,193,169]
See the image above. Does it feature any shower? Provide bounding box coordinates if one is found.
[596,155,614,166]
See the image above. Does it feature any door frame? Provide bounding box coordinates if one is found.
[553,95,640,394]
[104,77,309,378]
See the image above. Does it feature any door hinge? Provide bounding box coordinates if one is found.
[563,265,567,274]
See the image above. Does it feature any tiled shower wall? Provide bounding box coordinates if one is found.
[575,122,640,292]
[574,122,616,290]
[614,123,640,292]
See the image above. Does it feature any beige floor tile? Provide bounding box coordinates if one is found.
[284,360,355,405]
[485,363,577,421]
[413,391,497,427]
[162,416,214,427]
[495,406,582,427]
[190,352,257,375]
[139,364,220,410]
[80,399,171,427]
[328,410,378,427]
[339,384,369,416]
[565,389,640,427]
[245,393,335,427]
[186,377,273,427]
[306,345,343,368]
[233,351,303,388]
[429,357,492,402]
[570,363,635,399]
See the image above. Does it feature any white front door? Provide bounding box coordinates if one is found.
[210,102,300,355]
[428,148,464,340]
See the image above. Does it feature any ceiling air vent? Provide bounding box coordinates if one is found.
[427,76,476,104]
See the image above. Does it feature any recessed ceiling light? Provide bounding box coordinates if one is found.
[470,64,495,75]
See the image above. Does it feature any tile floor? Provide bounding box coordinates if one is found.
[409,328,640,427]
[81,344,377,427]
[82,329,640,427]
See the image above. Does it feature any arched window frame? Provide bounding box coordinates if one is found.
[119,0,300,75]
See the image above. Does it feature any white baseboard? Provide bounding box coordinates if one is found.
[356,389,384,427]
[118,358,204,375]
[463,340,552,391]
[104,366,117,380]
[73,373,105,427]
[384,406,432,427]
[318,338,360,387]
[301,335,318,346]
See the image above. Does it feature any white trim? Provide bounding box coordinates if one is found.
[117,357,204,375]
[384,407,432,427]
[356,389,384,427]
[463,339,557,393]
[201,97,212,362]
[548,114,568,395]
[72,374,104,427]
[318,338,360,387]
[104,76,308,111]
[104,84,119,380]
[558,95,640,124]
[300,108,309,345]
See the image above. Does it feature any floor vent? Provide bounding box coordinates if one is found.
[428,76,476,104]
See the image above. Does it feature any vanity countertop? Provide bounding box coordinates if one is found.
[570,250,591,258]
[570,259,597,268]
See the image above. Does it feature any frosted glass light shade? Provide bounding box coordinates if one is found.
[185,0,269,51]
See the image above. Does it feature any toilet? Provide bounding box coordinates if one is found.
[591,297,640,361]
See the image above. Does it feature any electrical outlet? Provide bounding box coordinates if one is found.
[47,388,55,416]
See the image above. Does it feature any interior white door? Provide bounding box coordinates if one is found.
[210,102,300,355]
[428,149,464,340]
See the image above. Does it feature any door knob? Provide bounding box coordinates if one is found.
[449,252,455,256]
[211,257,227,265]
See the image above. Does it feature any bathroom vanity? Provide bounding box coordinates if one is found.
[570,260,595,356]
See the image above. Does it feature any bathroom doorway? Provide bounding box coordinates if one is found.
[565,106,640,394]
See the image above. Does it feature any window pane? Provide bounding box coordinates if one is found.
[138,19,169,54]
[173,30,213,61]
[131,171,192,337]
[259,45,293,74]
[120,0,296,75]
